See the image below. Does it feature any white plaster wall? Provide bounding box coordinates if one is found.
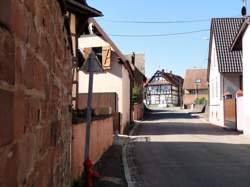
[209,36,224,126]
[236,96,244,131]
[79,53,123,113]
[243,26,250,135]
[121,65,131,132]
[78,35,110,49]
[78,50,131,133]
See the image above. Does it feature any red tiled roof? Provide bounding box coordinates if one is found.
[183,69,208,90]
[209,18,244,73]
[145,70,183,87]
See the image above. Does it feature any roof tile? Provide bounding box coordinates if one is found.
[212,18,244,73]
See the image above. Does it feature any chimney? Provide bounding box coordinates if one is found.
[170,70,172,74]
[131,52,135,65]
[162,69,165,73]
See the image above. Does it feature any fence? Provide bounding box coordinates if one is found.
[71,116,113,180]
[78,92,120,132]
[78,92,117,111]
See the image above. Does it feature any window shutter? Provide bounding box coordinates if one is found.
[102,46,111,70]
[83,48,92,59]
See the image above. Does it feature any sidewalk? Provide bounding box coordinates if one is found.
[93,135,128,187]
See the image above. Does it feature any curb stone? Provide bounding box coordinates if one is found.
[122,122,144,187]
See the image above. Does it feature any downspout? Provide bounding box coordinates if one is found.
[129,73,133,128]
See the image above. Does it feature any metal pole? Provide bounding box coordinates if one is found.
[84,52,94,160]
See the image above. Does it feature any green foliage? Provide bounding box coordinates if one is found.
[132,85,142,103]
[194,97,207,105]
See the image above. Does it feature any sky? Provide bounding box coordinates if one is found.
[88,0,248,78]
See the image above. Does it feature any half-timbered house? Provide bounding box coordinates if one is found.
[145,70,183,107]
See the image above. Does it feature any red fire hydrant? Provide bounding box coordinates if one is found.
[84,158,101,187]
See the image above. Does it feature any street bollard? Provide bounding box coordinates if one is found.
[84,158,101,187]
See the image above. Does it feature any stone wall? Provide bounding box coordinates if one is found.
[72,117,113,180]
[0,0,73,186]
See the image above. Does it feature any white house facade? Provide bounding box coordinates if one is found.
[242,20,250,135]
[209,36,224,126]
[145,70,183,107]
[231,17,250,135]
[78,19,132,134]
[208,18,244,128]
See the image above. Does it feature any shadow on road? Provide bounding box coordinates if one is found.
[127,109,249,187]
[145,111,198,120]
[132,141,250,187]
[136,111,241,136]
[134,122,240,136]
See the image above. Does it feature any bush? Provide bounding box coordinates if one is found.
[194,97,206,105]
[132,85,142,103]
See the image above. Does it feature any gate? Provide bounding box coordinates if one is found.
[224,98,237,129]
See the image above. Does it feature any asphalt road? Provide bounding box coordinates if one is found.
[130,109,250,187]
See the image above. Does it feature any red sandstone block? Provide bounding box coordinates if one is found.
[14,45,23,84]
[50,121,58,146]
[33,61,48,92]
[0,89,14,146]
[0,144,18,187]
[23,50,36,89]
[40,126,51,155]
[27,23,40,52]
[38,35,51,63]
[27,97,42,127]
[35,151,53,187]
[17,133,36,184]
[25,150,53,187]
[0,28,15,85]
[11,0,29,41]
[23,0,36,15]
[23,50,48,92]
[13,91,26,138]
[41,100,52,124]
[0,0,11,28]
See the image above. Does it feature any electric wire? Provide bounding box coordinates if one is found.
[99,18,211,24]
[109,29,210,38]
